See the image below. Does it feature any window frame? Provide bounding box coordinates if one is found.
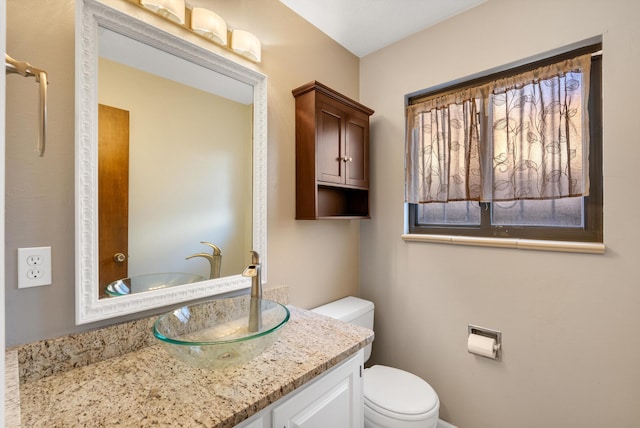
[406,43,603,243]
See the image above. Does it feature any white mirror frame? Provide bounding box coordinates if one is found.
[75,0,267,324]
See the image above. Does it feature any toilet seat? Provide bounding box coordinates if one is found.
[364,365,439,421]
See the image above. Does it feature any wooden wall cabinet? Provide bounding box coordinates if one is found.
[293,81,374,219]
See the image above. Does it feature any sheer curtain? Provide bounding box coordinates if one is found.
[405,53,592,204]
[405,92,482,203]
[489,54,591,200]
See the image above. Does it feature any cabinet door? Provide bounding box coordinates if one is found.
[272,352,363,428]
[237,416,269,428]
[317,100,346,185]
[344,113,368,188]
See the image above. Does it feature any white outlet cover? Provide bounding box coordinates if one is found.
[18,246,52,288]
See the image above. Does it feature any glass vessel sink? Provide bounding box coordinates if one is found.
[153,298,290,370]
[105,272,205,297]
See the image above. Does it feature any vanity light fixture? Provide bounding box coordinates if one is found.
[230,29,262,63]
[190,7,228,45]
[140,0,185,24]
[136,1,262,63]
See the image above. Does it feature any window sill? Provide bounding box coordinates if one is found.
[401,234,605,254]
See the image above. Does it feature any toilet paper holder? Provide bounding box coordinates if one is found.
[468,324,502,361]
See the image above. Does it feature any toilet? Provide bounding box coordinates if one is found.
[312,296,449,428]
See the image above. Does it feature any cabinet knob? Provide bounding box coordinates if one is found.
[340,156,353,163]
[113,252,126,263]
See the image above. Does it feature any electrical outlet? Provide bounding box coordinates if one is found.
[27,254,45,266]
[18,246,52,288]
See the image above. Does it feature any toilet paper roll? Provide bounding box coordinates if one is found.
[467,333,497,358]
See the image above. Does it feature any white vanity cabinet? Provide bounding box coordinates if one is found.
[238,350,364,428]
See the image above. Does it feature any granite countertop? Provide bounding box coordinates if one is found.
[7,304,373,427]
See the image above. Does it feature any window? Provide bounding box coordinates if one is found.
[406,43,602,243]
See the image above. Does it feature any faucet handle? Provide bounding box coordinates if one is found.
[249,250,260,265]
[200,241,222,255]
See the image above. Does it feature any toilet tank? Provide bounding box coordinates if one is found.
[311,296,374,362]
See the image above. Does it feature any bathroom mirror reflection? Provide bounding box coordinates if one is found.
[97,28,252,296]
[76,0,267,324]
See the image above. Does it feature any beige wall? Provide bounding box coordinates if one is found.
[360,0,640,427]
[5,0,361,346]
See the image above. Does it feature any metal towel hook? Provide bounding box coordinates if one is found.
[5,53,49,157]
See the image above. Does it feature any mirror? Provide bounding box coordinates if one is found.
[97,28,253,295]
[76,0,267,324]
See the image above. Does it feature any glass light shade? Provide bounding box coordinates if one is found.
[190,7,228,45]
[231,29,261,63]
[140,0,185,24]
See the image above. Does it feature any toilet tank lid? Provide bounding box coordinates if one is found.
[364,365,439,417]
[311,296,374,322]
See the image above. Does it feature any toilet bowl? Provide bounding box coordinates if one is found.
[312,296,445,428]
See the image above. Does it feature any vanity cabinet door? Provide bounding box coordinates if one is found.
[240,417,270,428]
[272,351,364,428]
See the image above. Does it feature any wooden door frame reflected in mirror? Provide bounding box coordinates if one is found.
[97,103,130,295]
[76,0,267,324]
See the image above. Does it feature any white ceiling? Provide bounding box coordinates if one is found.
[99,27,253,104]
[279,0,487,57]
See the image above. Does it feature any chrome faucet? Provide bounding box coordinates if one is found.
[186,242,222,279]
[242,251,262,332]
